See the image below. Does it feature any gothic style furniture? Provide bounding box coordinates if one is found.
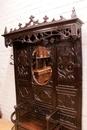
[2,8,83,130]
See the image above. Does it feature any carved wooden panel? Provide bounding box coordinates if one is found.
[17,50,29,81]
[33,104,52,116]
[33,87,52,104]
[17,50,29,80]
[55,40,82,130]
[57,43,76,88]
[57,110,77,127]
[14,43,31,83]
[17,86,31,103]
[57,89,77,110]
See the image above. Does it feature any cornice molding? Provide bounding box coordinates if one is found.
[2,7,83,47]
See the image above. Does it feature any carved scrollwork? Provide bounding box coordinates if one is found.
[3,8,83,48]
[5,27,80,47]
[5,38,13,47]
[34,89,52,104]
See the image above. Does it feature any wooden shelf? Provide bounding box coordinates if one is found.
[33,66,52,74]
[32,56,50,59]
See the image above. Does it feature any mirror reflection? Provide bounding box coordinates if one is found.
[32,46,52,85]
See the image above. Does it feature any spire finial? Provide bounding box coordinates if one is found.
[71,7,77,18]
[4,27,7,34]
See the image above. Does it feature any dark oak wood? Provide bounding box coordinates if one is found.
[2,9,83,130]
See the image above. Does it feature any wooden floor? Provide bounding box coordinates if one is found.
[0,118,14,130]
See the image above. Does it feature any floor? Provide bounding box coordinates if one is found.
[0,118,14,130]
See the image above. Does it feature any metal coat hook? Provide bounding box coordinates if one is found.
[10,55,14,65]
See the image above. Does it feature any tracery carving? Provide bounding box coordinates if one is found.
[57,46,76,87]
[19,87,30,99]
[3,8,83,48]
[4,26,81,47]
[17,50,29,80]
[57,93,76,110]
[34,89,52,104]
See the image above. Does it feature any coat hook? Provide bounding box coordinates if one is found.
[10,55,14,65]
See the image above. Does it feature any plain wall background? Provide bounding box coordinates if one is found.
[0,0,87,129]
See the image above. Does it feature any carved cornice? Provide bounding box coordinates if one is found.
[2,7,83,47]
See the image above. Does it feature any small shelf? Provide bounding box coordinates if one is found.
[32,56,50,59]
[33,66,52,73]
[32,46,52,85]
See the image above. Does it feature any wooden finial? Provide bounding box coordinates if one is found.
[4,27,7,34]
[71,7,77,18]
[18,23,22,28]
[29,15,35,21]
[43,15,49,23]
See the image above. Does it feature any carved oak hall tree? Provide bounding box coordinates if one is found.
[2,8,83,130]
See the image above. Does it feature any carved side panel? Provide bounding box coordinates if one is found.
[17,86,31,103]
[17,49,29,80]
[57,89,77,110]
[57,110,77,127]
[14,43,31,82]
[56,41,82,130]
[57,44,76,88]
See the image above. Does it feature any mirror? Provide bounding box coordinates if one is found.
[32,46,52,85]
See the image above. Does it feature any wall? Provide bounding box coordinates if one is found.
[0,0,87,129]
